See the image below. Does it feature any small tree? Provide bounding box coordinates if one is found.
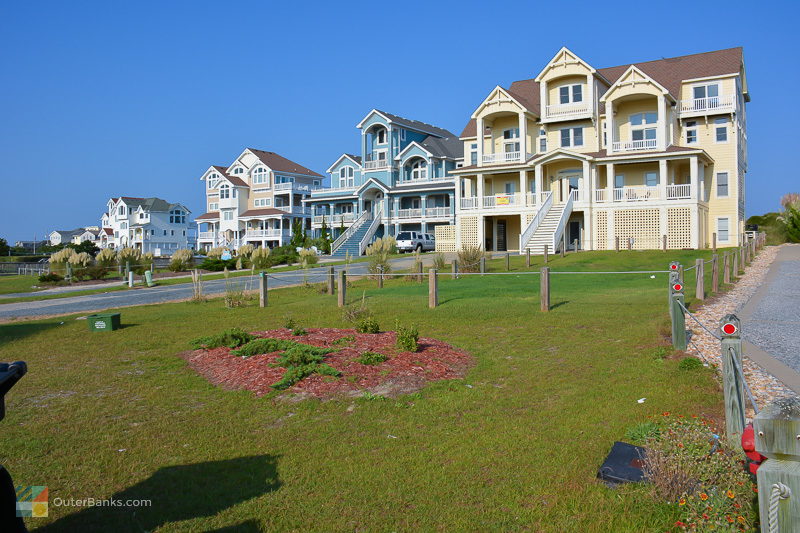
[0,238,9,256]
[290,219,307,248]
[319,215,332,254]
[779,193,800,243]
[68,240,100,256]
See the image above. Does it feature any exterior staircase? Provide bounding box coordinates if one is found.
[330,213,373,258]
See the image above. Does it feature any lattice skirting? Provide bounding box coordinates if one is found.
[459,216,479,249]
[667,207,692,249]
[434,225,456,253]
[613,209,662,249]
[595,211,608,250]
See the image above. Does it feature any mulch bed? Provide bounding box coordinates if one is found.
[180,328,473,400]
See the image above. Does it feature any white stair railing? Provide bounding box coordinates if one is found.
[358,214,382,255]
[331,211,370,255]
[519,191,553,253]
[551,192,575,253]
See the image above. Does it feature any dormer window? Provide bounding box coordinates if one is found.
[559,84,583,104]
[339,166,354,188]
[233,167,244,174]
[693,83,719,101]
[630,113,657,143]
[169,209,186,224]
[503,128,520,154]
[207,173,220,188]
[119,206,126,215]
[410,160,427,180]
[253,167,269,185]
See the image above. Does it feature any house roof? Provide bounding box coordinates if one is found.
[239,208,287,218]
[369,110,456,138]
[459,47,745,137]
[116,196,189,213]
[418,136,463,159]
[53,228,86,238]
[195,212,220,220]
[211,165,248,187]
[345,153,362,164]
[247,148,323,177]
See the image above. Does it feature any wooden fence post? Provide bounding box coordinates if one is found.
[573,238,579,253]
[662,234,667,251]
[723,252,731,285]
[452,260,458,280]
[505,252,510,271]
[712,254,719,293]
[695,258,705,300]
[712,232,717,252]
[417,260,423,283]
[337,270,346,307]
[543,244,549,264]
[720,314,744,447]
[615,236,620,252]
[328,267,335,295]
[526,249,531,268]
[670,279,687,350]
[428,269,438,308]
[540,267,550,312]
[480,257,486,276]
[377,266,383,289]
[754,397,800,532]
[259,271,268,307]
[733,248,740,277]
[627,237,633,251]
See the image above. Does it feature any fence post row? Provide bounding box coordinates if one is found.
[540,267,550,312]
[328,266,335,295]
[712,254,720,294]
[480,257,486,276]
[526,249,531,268]
[662,234,667,251]
[259,271,268,307]
[669,276,687,350]
[428,269,438,309]
[505,252,510,271]
[452,260,459,280]
[377,266,384,289]
[337,271,346,308]
[720,314,744,448]
[544,244,549,264]
[723,252,731,285]
[695,258,705,300]
[712,232,717,252]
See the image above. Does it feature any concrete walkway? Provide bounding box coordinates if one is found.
[740,244,800,386]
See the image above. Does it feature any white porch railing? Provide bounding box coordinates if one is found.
[545,102,591,120]
[678,94,735,115]
[552,191,575,253]
[460,197,479,210]
[611,139,658,152]
[397,208,422,219]
[310,186,357,196]
[313,213,355,225]
[331,211,370,255]
[483,193,525,208]
[198,231,215,240]
[274,182,313,193]
[482,151,523,165]
[397,175,453,185]
[666,184,692,199]
[425,207,451,218]
[613,186,661,202]
[519,191,553,252]
[275,206,311,215]
[243,229,286,239]
[364,159,389,170]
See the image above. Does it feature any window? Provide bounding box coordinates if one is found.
[539,129,546,152]
[253,167,269,184]
[223,211,233,221]
[171,230,175,236]
[233,167,244,175]
[470,143,478,165]
[685,121,698,144]
[400,129,406,141]
[630,112,658,143]
[558,84,583,104]
[715,118,728,142]
[504,182,515,194]
[560,127,583,147]
[220,184,230,199]
[119,206,126,215]
[254,198,272,207]
[645,172,659,187]
[163,230,167,235]
[410,159,427,180]
[503,128,519,140]
[716,172,729,197]
[693,83,719,101]
[376,129,387,145]
[339,166,354,187]
[209,202,218,210]
[120,222,127,230]
[207,173,220,188]
[169,209,186,224]
[614,174,625,188]
[717,217,730,242]
[275,175,295,184]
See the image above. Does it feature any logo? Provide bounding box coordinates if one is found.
[16,485,48,517]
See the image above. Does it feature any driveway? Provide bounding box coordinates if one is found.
[0,255,430,321]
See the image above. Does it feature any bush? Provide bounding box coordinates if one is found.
[198,258,237,271]
[356,316,380,334]
[49,247,75,267]
[232,338,301,358]
[395,321,419,352]
[269,245,298,266]
[82,265,108,280]
[366,236,396,275]
[38,272,63,283]
[250,247,271,269]
[116,247,141,266]
[68,252,93,268]
[283,316,296,329]
[623,421,661,445]
[299,248,319,267]
[779,192,800,242]
[357,351,388,365]
[190,328,255,350]
[332,335,355,346]
[291,326,307,336]
[432,252,447,271]
[206,247,226,259]
[169,249,194,272]
[95,248,117,267]
[456,246,485,273]
[678,357,704,371]
[342,292,370,324]
[270,342,339,391]
[237,244,255,258]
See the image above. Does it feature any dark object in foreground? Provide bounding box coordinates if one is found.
[87,312,121,332]
[0,361,28,532]
[597,441,647,486]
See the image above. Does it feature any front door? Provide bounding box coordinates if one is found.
[497,219,507,251]
[363,200,372,216]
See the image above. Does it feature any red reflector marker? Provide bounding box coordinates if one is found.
[673,283,682,292]
[670,264,678,270]
[722,323,737,335]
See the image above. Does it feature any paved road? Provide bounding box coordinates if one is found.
[0,256,428,321]
[741,244,800,374]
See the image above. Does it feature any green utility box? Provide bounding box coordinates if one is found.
[87,313,121,332]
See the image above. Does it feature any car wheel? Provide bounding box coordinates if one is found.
[415,244,422,252]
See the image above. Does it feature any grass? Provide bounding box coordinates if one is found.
[0,249,745,531]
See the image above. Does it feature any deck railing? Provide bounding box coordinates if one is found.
[678,94,735,115]
[544,102,591,120]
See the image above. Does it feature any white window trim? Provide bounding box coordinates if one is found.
[376,128,388,145]
[716,216,731,243]
[715,171,730,198]
[692,82,721,100]
[684,121,698,145]
[558,83,583,104]
[629,113,658,142]
[714,118,729,144]
[560,127,583,148]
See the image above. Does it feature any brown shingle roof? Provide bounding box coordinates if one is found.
[211,165,248,187]
[195,212,220,220]
[248,149,323,177]
[239,208,287,218]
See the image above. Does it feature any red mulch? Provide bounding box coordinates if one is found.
[180,328,473,400]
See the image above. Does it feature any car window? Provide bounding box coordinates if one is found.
[397,232,412,240]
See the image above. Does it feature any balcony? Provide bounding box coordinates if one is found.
[482,151,525,165]
[218,196,238,209]
[310,185,357,197]
[364,157,389,171]
[244,229,289,240]
[396,174,454,186]
[198,231,215,240]
[610,139,658,153]
[425,207,452,218]
[594,185,692,203]
[544,102,592,121]
[397,208,423,219]
[274,182,314,193]
[460,192,547,210]
[275,206,311,215]
[312,213,355,225]
[678,94,735,117]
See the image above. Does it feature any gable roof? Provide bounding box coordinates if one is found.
[53,228,87,238]
[326,153,363,173]
[345,153,362,164]
[418,136,462,159]
[211,165,248,187]
[247,148,323,177]
[115,196,190,213]
[358,109,455,139]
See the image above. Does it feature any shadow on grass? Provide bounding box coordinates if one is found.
[550,300,571,310]
[34,455,280,533]
[0,321,61,343]
[205,519,263,532]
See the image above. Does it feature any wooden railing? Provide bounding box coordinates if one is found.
[666,184,692,199]
[611,139,658,152]
[544,102,591,120]
[482,151,522,164]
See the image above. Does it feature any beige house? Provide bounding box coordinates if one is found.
[444,47,748,253]
[196,148,323,250]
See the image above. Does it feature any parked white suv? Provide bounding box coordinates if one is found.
[396,231,435,253]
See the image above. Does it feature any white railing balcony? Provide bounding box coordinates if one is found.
[275,206,311,215]
[611,139,658,152]
[666,184,692,199]
[594,189,607,203]
[460,197,479,210]
[397,208,423,219]
[244,229,285,239]
[482,151,523,165]
[612,186,661,202]
[483,193,525,208]
[425,207,452,218]
[198,231,215,240]
[544,102,592,120]
[311,185,356,196]
[397,174,454,186]
[678,94,735,116]
[364,159,389,170]
[218,196,238,209]
[274,182,313,193]
[313,213,355,225]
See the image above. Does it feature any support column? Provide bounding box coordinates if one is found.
[476,173,484,205]
[657,96,667,151]
[606,100,615,152]
[534,164,543,202]
[658,159,668,200]
[689,156,699,201]
[606,162,615,202]
[476,117,484,167]
[518,112,528,159]
[581,160,590,203]
[519,170,527,205]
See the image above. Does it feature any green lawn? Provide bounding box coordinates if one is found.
[0,249,743,532]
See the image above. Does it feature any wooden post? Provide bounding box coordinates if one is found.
[723,252,731,285]
[480,257,485,276]
[428,269,438,308]
[337,270,346,307]
[615,236,620,252]
[525,249,530,268]
[627,237,633,251]
[543,244,549,264]
[128,271,134,288]
[695,258,705,300]
[562,232,566,257]
[416,260,423,283]
[573,238,579,253]
[259,272,268,307]
[711,254,719,293]
[754,397,800,532]
[720,314,744,447]
[733,249,740,277]
[125,261,130,276]
[670,281,687,350]
[662,234,667,251]
[712,232,717,252]
[377,266,383,289]
[505,252,510,271]
[540,267,550,312]
[328,266,335,295]
[452,260,458,280]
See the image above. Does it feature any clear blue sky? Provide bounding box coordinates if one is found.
[1,0,797,243]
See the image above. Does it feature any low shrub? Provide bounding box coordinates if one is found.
[395,321,419,352]
[169,249,194,272]
[678,357,704,371]
[356,316,380,334]
[357,351,388,365]
[95,248,117,267]
[269,245,298,266]
[456,246,485,273]
[299,248,319,267]
[232,338,303,358]
[198,258,237,272]
[190,328,255,350]
[270,343,339,390]
[250,247,271,269]
[432,252,447,271]
[206,247,226,259]
[81,265,108,281]
[38,272,63,283]
[291,326,307,336]
[623,421,661,445]
[332,335,355,346]
[283,316,296,330]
